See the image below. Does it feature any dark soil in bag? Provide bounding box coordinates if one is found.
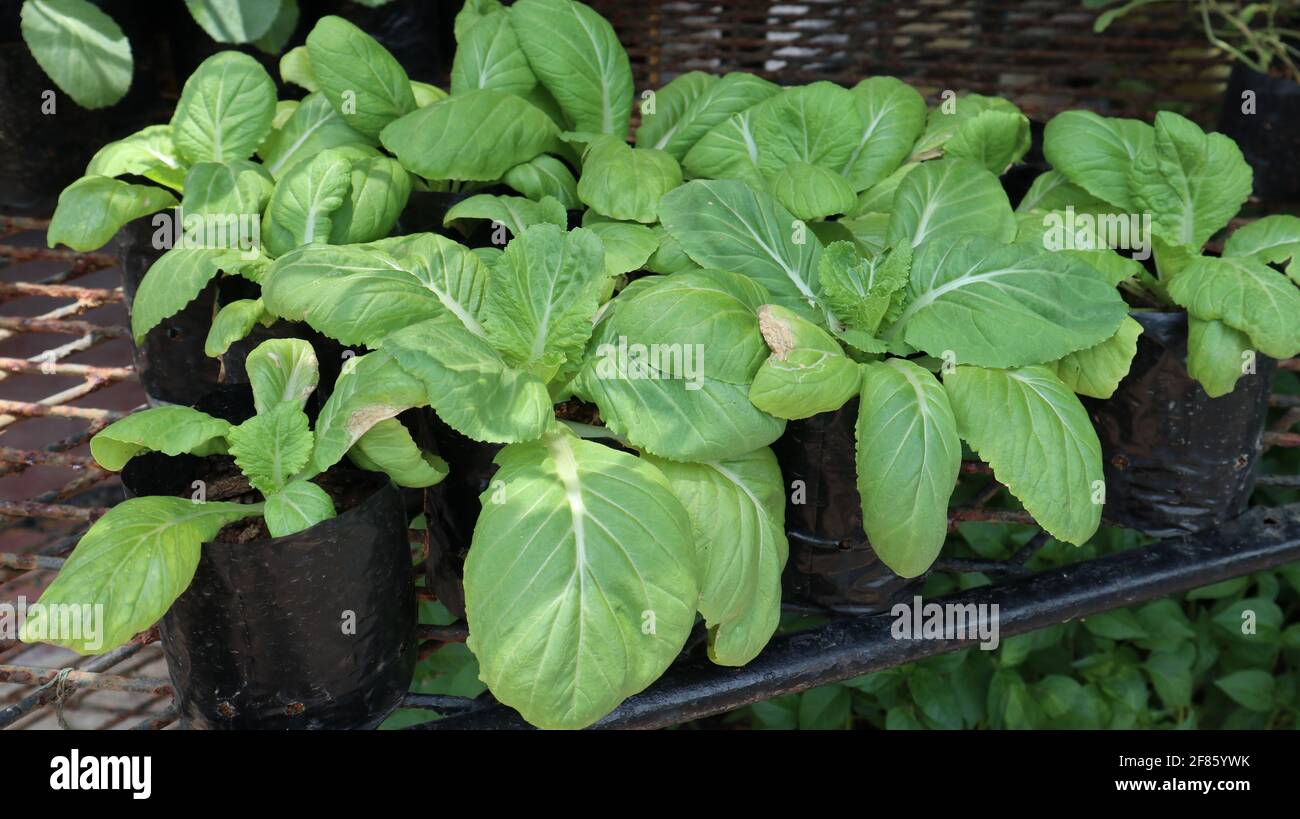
[1219,63,1300,201]
[1085,310,1276,537]
[772,399,923,614]
[122,437,417,728]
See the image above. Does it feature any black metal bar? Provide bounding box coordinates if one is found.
[415,503,1300,730]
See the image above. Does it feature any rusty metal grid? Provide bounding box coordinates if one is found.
[594,0,1233,125]
[0,210,1296,728]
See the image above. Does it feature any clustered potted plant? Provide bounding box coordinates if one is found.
[21,0,1299,731]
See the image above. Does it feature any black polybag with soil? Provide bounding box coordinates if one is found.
[1085,310,1276,537]
[121,387,417,729]
[771,398,922,614]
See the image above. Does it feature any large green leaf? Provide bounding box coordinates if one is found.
[1130,111,1252,249]
[855,358,961,578]
[380,89,560,182]
[749,304,861,420]
[263,478,335,538]
[261,243,439,346]
[502,155,581,209]
[748,82,862,177]
[886,157,1015,248]
[1187,316,1255,398]
[1047,315,1142,399]
[1167,255,1300,359]
[610,268,770,384]
[944,365,1104,545]
[20,0,132,109]
[575,315,785,462]
[311,350,428,471]
[244,337,319,414]
[637,72,778,160]
[1223,214,1300,283]
[183,0,281,43]
[328,154,411,245]
[840,76,927,191]
[890,235,1128,367]
[86,125,188,191]
[305,15,416,138]
[681,109,766,188]
[482,224,607,377]
[129,246,226,343]
[464,431,697,729]
[766,162,856,221]
[508,0,633,135]
[261,148,353,257]
[1015,169,1110,214]
[381,316,554,444]
[582,220,659,276]
[1043,110,1153,210]
[47,175,177,252]
[371,233,491,332]
[450,7,536,96]
[347,418,449,488]
[169,51,277,163]
[658,178,827,323]
[577,135,682,224]
[645,447,787,667]
[258,92,374,179]
[226,401,314,493]
[20,497,256,654]
[179,160,273,222]
[90,406,230,471]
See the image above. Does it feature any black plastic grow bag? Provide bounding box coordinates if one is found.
[1086,310,1276,537]
[1219,63,1300,201]
[771,399,922,613]
[121,444,417,730]
[117,215,346,406]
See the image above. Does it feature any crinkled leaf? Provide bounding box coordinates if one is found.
[819,240,909,335]
[856,358,961,578]
[90,406,231,471]
[1167,255,1300,359]
[170,51,277,163]
[464,431,696,729]
[20,0,132,109]
[306,15,416,138]
[47,175,177,252]
[20,497,255,654]
[226,401,314,493]
[1130,111,1252,249]
[944,365,1103,545]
